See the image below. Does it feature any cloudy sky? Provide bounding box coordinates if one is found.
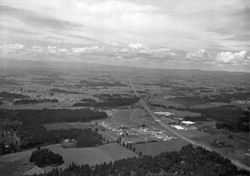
[1,0,250,71]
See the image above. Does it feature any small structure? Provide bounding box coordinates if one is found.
[154,112,174,117]
[181,121,195,125]
[61,139,77,148]
[171,125,185,130]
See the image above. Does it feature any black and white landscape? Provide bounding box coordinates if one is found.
[0,0,250,176]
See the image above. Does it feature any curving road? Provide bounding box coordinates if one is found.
[127,76,250,171]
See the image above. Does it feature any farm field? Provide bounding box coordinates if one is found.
[47,143,138,167]
[133,139,188,156]
[1,62,250,174]
[166,109,201,117]
[111,108,168,131]
[99,130,118,142]
[111,108,147,126]
[0,143,138,175]
[149,99,184,108]
[178,129,210,139]
[191,102,229,109]
[193,133,250,167]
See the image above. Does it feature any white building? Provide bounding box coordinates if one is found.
[181,121,195,125]
[171,125,184,130]
[154,111,174,117]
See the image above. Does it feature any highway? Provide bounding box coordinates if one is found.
[127,76,250,171]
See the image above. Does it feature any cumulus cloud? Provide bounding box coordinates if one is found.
[128,43,144,50]
[0,43,24,54]
[1,43,250,72]
[216,50,249,64]
[186,49,210,60]
[72,46,103,54]
[31,45,44,52]
[126,43,177,57]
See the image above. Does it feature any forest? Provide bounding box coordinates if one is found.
[76,128,104,147]
[31,144,249,176]
[0,109,107,154]
[0,109,107,124]
[168,92,250,106]
[200,106,249,132]
[168,105,249,132]
[13,98,58,105]
[73,94,139,108]
[30,148,64,167]
[0,91,29,102]
[1,127,104,155]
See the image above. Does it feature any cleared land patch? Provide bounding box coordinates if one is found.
[0,143,138,175]
[133,139,188,156]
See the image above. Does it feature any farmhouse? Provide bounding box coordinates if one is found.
[154,111,174,117]
[171,125,185,130]
[61,138,77,148]
[181,121,195,125]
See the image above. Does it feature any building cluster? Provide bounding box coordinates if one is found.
[61,138,77,148]
[98,121,174,144]
[154,111,197,131]
[133,127,173,141]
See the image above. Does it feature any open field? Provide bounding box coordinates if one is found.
[99,130,118,142]
[178,129,210,139]
[0,143,137,165]
[149,99,184,108]
[0,160,33,176]
[194,133,250,167]
[133,139,188,156]
[191,102,229,109]
[111,108,168,131]
[1,63,250,174]
[47,143,138,167]
[151,108,201,118]
[0,143,138,175]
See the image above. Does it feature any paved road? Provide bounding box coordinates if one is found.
[127,76,250,171]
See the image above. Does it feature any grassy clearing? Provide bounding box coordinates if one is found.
[167,109,201,117]
[0,160,32,176]
[99,130,118,142]
[44,143,138,169]
[111,108,143,126]
[134,139,188,156]
[194,133,250,167]
[191,102,229,109]
[111,108,164,130]
[0,143,138,175]
[179,129,209,139]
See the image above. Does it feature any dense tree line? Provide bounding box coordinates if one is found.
[0,109,107,124]
[50,88,80,94]
[1,127,104,155]
[30,148,64,167]
[13,98,58,105]
[73,94,140,108]
[0,91,29,102]
[32,144,249,176]
[168,92,250,107]
[17,126,84,149]
[201,106,249,132]
[76,128,103,147]
[166,105,249,132]
[79,80,126,87]
[0,109,107,155]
